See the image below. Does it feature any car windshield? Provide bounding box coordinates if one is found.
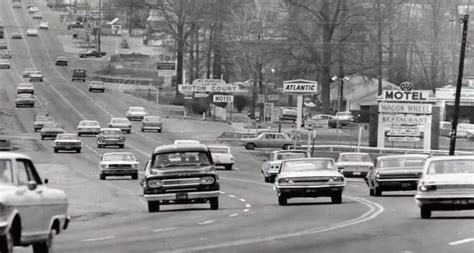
[144,116,160,122]
[282,160,336,172]
[103,153,136,162]
[102,130,121,135]
[427,160,474,174]
[379,157,426,169]
[337,112,352,116]
[18,83,32,88]
[112,118,128,123]
[57,134,78,140]
[130,107,145,112]
[43,123,60,128]
[209,147,229,153]
[152,151,211,168]
[0,159,13,185]
[17,94,32,98]
[275,152,308,160]
[80,121,99,126]
[338,154,372,162]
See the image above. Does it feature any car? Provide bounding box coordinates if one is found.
[99,152,139,180]
[330,111,355,128]
[280,108,297,121]
[240,132,295,150]
[67,21,84,29]
[207,144,234,170]
[17,83,34,95]
[261,150,310,183]
[0,60,11,69]
[174,140,200,145]
[0,152,70,252]
[40,122,64,140]
[0,49,11,59]
[33,116,54,132]
[53,133,82,153]
[76,120,101,136]
[125,106,147,121]
[365,154,430,196]
[107,118,132,133]
[10,32,22,40]
[335,152,374,178]
[79,50,106,58]
[439,121,451,137]
[12,2,22,8]
[141,143,220,212]
[26,29,38,37]
[141,116,163,132]
[0,138,11,151]
[312,114,334,120]
[456,123,474,139]
[15,94,35,108]
[96,128,126,148]
[28,6,39,13]
[88,81,105,92]
[32,12,43,19]
[0,40,7,50]
[415,156,474,219]
[29,71,43,82]
[55,56,68,66]
[274,158,346,205]
[22,68,36,77]
[72,68,86,81]
[39,22,48,29]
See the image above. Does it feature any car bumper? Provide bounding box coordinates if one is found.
[110,126,132,131]
[54,145,81,150]
[127,116,145,121]
[416,193,474,210]
[101,169,138,175]
[41,132,62,137]
[142,125,162,130]
[97,140,125,145]
[275,185,345,197]
[78,129,100,135]
[342,171,368,177]
[376,179,419,191]
[144,191,220,201]
[16,101,34,106]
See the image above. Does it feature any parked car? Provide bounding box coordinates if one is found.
[0,49,11,59]
[0,138,11,151]
[107,118,132,134]
[14,94,35,108]
[335,152,374,178]
[16,83,34,95]
[141,116,163,132]
[40,122,64,140]
[71,68,86,81]
[32,12,43,19]
[22,68,36,77]
[99,152,139,180]
[79,50,106,58]
[29,71,43,82]
[439,121,451,137]
[55,56,68,66]
[53,133,82,153]
[26,29,38,37]
[456,123,474,139]
[33,116,55,132]
[0,60,11,69]
[261,150,310,183]
[174,140,200,145]
[67,21,84,29]
[0,152,70,252]
[415,156,474,219]
[274,158,345,205]
[96,128,126,148]
[240,132,295,150]
[38,22,48,29]
[10,33,22,39]
[207,144,234,170]
[88,81,105,92]
[28,6,39,13]
[312,114,334,120]
[0,41,7,50]
[76,120,101,136]
[365,154,430,196]
[141,144,220,212]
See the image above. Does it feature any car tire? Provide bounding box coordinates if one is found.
[76,149,81,153]
[131,173,138,180]
[99,174,106,180]
[374,186,382,196]
[97,144,102,148]
[210,198,219,210]
[245,143,256,150]
[119,144,124,149]
[264,176,269,183]
[88,89,92,92]
[141,128,144,132]
[157,129,162,133]
[282,144,291,150]
[77,133,81,137]
[148,201,160,213]
[331,193,342,204]
[225,164,232,170]
[269,176,276,183]
[369,188,374,196]
[101,89,105,93]
[0,227,14,253]
[420,207,431,219]
[41,136,44,140]
[127,130,131,134]
[53,149,58,153]
[278,195,287,206]
[32,229,53,253]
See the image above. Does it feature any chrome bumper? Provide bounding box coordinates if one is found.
[144,191,220,201]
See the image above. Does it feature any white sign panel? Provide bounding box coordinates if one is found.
[378,103,432,114]
[383,90,429,101]
[380,114,432,124]
[388,136,421,142]
[435,88,474,100]
[178,84,240,93]
[213,95,234,103]
[267,95,280,102]
[305,119,329,129]
[194,93,208,98]
[283,79,318,94]
[193,79,226,86]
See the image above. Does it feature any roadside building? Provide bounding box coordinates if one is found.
[435,84,474,123]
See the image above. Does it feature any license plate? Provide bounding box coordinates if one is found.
[453,200,468,205]
[306,189,317,193]
[353,172,361,175]
[176,193,188,200]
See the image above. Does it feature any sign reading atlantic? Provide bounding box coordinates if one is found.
[282,79,318,94]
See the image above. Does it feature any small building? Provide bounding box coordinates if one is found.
[435,86,474,123]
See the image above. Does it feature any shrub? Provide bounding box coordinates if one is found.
[234,95,249,113]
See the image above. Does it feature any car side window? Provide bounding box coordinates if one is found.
[16,159,42,185]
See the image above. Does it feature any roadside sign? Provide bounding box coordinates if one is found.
[263,103,273,122]
[379,114,431,124]
[178,84,240,93]
[267,95,280,102]
[399,82,414,91]
[195,93,209,98]
[213,95,234,103]
[282,79,318,94]
[193,79,226,86]
[378,102,432,114]
[157,62,175,70]
[257,94,265,104]
[382,90,429,101]
[388,136,421,142]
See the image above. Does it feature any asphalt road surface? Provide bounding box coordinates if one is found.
[1,1,473,253]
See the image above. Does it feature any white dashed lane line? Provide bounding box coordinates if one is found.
[153,227,178,233]
[81,236,116,242]
[239,198,246,202]
[198,220,215,225]
[228,213,239,218]
[449,238,474,246]
[245,204,251,209]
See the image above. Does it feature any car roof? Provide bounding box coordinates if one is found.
[153,144,208,154]
[57,133,77,137]
[282,157,335,163]
[338,152,370,155]
[207,144,230,148]
[79,120,99,123]
[18,83,33,86]
[103,152,135,156]
[129,106,144,109]
[110,117,128,120]
[376,154,430,160]
[0,152,31,160]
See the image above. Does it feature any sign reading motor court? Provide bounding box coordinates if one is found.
[178,84,239,93]
[383,90,429,101]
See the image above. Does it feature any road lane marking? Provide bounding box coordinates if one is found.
[198,220,215,225]
[239,198,246,202]
[153,227,178,233]
[243,209,250,212]
[449,238,474,246]
[81,236,116,242]
[228,194,236,198]
[245,204,251,208]
[228,213,239,217]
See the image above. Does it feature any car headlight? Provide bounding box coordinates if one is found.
[119,136,125,141]
[375,173,380,178]
[147,179,162,188]
[329,177,344,183]
[419,184,436,192]
[100,164,109,169]
[200,176,215,185]
[278,178,293,184]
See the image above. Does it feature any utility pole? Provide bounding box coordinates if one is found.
[97,0,102,52]
[449,14,469,155]
[376,0,383,95]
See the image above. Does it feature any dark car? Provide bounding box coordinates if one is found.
[141,144,220,212]
[72,68,86,81]
[365,154,430,196]
[67,21,84,29]
[79,50,106,58]
[55,56,68,66]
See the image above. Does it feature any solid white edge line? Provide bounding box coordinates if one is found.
[449,238,474,246]
[81,236,116,242]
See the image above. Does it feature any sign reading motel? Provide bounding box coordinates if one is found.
[383,90,429,101]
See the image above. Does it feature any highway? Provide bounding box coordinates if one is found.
[1,1,473,253]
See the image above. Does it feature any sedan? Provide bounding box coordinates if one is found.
[335,152,374,178]
[125,106,147,121]
[33,116,55,132]
[108,118,132,133]
[1,49,11,59]
[28,6,39,13]
[23,68,37,77]
[208,144,234,170]
[77,120,101,136]
[53,133,82,153]
[15,94,35,107]
[0,60,11,69]
[141,115,162,132]
[26,29,39,37]
[40,122,64,140]
[88,81,105,92]
[79,50,106,58]
[55,56,68,66]
[275,158,345,205]
[29,71,43,82]
[261,150,310,183]
[17,83,35,95]
[416,156,474,219]
[96,128,126,148]
[99,152,139,180]
[32,12,43,19]
[11,33,22,39]
[39,22,49,29]
[365,154,429,196]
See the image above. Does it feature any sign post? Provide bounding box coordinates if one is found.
[282,79,318,131]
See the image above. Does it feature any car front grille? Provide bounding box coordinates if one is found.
[379,173,421,179]
[162,178,201,187]
[56,142,80,146]
[109,164,133,169]
[292,177,330,183]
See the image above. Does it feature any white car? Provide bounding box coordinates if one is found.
[88,81,105,92]
[107,117,132,134]
[208,144,234,170]
[1,49,11,59]
[53,133,83,153]
[335,152,374,178]
[22,68,37,77]
[274,158,345,205]
[28,6,39,13]
[174,140,200,145]
[456,123,474,138]
[99,152,139,180]
[125,106,147,121]
[26,29,38,37]
[39,22,49,29]
[32,12,43,20]
[0,152,70,251]
[29,71,43,82]
[416,156,474,219]
[12,2,22,8]
[0,60,11,69]
[17,83,35,95]
[261,150,310,183]
[76,120,101,136]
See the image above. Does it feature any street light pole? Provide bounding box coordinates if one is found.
[97,0,102,52]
